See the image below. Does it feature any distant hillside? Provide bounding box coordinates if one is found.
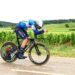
[0,21,16,27]
[0,19,75,27]
[43,19,75,24]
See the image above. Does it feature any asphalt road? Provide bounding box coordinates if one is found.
[0,56,75,75]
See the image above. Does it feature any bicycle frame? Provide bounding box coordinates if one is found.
[15,33,40,54]
[16,33,35,51]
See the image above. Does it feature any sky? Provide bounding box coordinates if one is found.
[0,0,75,23]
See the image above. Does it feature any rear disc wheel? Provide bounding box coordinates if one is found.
[1,42,17,63]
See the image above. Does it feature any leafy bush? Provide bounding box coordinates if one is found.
[0,31,75,46]
[65,24,69,28]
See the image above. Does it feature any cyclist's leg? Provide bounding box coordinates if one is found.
[21,29,30,48]
[15,28,29,59]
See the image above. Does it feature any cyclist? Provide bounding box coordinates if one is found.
[15,19,48,59]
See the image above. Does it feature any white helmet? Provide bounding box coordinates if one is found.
[35,20,43,29]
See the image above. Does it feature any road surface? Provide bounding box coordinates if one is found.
[0,56,75,75]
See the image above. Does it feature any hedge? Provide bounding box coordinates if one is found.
[0,31,75,45]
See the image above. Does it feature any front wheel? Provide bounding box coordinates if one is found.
[29,43,50,65]
[1,41,17,63]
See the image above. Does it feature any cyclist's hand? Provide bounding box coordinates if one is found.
[44,29,48,33]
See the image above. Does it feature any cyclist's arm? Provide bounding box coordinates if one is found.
[31,25,44,35]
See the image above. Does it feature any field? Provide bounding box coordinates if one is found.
[43,23,75,33]
[43,23,75,57]
[0,22,75,57]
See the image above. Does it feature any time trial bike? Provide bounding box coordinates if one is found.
[1,32,50,65]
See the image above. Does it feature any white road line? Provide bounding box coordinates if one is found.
[11,69,66,75]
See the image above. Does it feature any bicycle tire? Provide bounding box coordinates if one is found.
[28,43,50,65]
[1,41,17,63]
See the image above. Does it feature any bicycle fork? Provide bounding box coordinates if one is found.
[34,43,41,55]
